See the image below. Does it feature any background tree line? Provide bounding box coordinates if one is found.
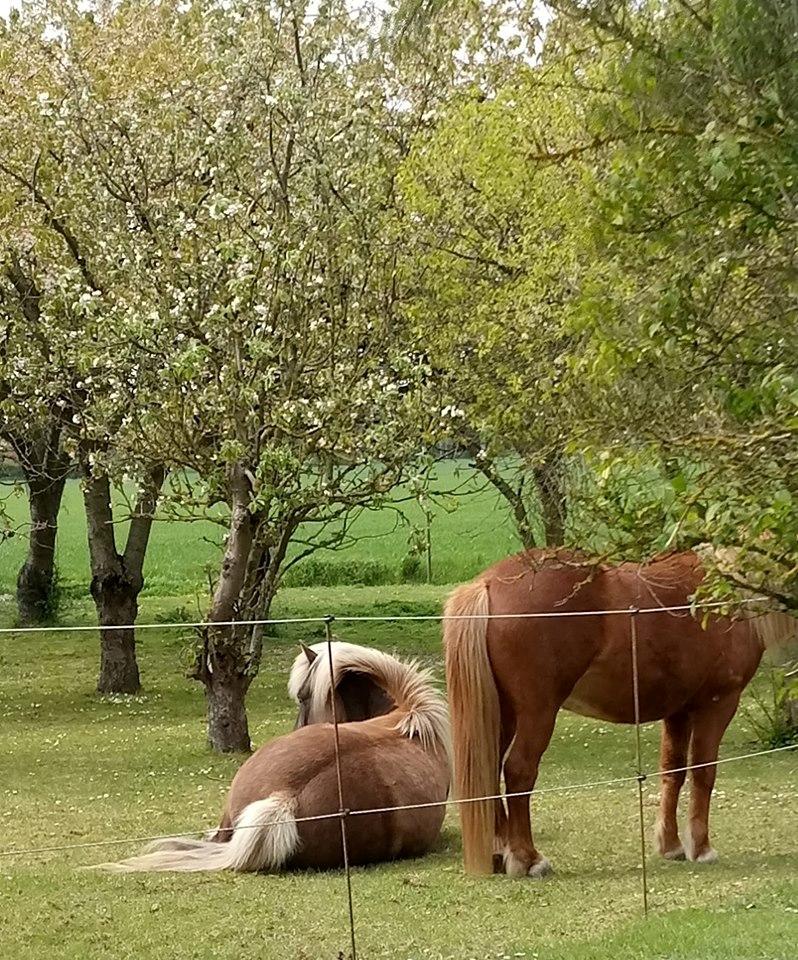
[1,0,795,750]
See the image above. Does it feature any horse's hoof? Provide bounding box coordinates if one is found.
[504,852,530,877]
[654,821,685,860]
[527,856,553,878]
[661,845,686,861]
[691,847,718,864]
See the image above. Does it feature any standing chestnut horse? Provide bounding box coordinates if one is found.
[444,549,787,877]
[98,640,449,873]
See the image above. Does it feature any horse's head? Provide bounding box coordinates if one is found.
[289,641,395,729]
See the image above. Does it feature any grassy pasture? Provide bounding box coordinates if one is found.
[1,466,795,958]
[1,586,796,960]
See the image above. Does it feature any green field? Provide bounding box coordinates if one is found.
[0,462,524,600]
[1,585,796,960]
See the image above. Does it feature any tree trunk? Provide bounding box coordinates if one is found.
[469,446,568,548]
[509,488,537,550]
[4,260,70,622]
[204,652,251,753]
[94,584,140,694]
[83,467,164,695]
[469,450,537,550]
[196,466,256,752]
[533,454,567,547]
[85,474,142,694]
[16,471,67,623]
[194,467,300,753]
[536,474,566,546]
[202,573,281,752]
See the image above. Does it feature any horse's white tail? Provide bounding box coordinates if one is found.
[443,579,499,876]
[92,795,299,873]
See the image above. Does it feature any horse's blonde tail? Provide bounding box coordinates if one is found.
[753,611,797,657]
[444,579,499,875]
[91,795,299,874]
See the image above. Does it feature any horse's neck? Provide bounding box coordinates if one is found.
[336,671,395,722]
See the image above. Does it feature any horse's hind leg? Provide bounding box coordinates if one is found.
[207,808,234,843]
[686,691,741,863]
[655,711,691,860]
[502,705,558,878]
[493,798,509,873]
[493,703,514,872]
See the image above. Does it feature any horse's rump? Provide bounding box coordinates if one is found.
[294,727,448,868]
[227,719,448,869]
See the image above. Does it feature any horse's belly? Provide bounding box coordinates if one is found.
[562,663,697,724]
[562,689,623,722]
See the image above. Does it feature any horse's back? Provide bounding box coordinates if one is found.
[476,549,762,723]
[477,549,703,608]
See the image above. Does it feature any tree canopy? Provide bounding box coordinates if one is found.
[395,0,796,605]
[1,0,794,748]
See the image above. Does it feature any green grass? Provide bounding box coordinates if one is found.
[0,462,523,599]
[1,587,796,960]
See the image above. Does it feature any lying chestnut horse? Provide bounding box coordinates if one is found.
[98,640,449,872]
[444,549,787,877]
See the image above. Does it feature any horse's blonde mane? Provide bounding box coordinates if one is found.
[288,641,450,755]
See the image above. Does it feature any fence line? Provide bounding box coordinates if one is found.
[630,611,649,915]
[324,618,358,960]
[0,595,769,636]
[1,743,793,862]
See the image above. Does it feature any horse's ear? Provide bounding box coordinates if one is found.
[300,642,318,665]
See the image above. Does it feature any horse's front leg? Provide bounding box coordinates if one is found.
[655,711,691,860]
[502,705,558,878]
[686,692,740,863]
